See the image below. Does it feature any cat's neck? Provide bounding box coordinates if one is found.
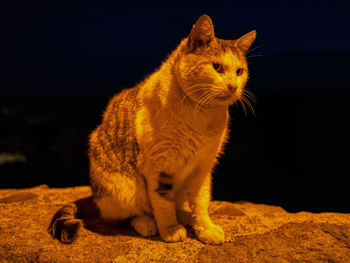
[196,105,229,136]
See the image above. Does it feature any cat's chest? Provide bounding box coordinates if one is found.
[190,106,228,139]
[174,108,228,157]
[203,109,228,137]
[137,105,228,165]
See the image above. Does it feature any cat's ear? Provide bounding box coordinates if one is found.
[187,14,217,51]
[234,30,256,54]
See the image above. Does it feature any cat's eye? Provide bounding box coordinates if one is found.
[236,68,244,76]
[212,63,224,73]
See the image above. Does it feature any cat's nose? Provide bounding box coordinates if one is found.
[227,84,237,92]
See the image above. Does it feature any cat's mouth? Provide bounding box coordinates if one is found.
[216,93,232,101]
[215,92,239,105]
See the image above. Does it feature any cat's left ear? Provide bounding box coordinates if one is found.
[234,30,256,54]
[187,14,217,51]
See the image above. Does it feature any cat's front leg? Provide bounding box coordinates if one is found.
[187,168,225,245]
[147,171,187,242]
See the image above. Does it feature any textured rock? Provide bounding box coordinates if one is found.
[0,185,350,262]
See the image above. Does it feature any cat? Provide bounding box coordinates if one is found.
[48,14,256,245]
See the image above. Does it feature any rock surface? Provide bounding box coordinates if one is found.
[0,185,350,262]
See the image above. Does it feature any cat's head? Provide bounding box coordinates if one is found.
[176,15,256,110]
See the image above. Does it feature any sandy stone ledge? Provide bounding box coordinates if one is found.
[0,185,349,262]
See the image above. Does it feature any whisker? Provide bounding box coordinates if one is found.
[246,54,264,59]
[182,87,213,103]
[184,83,215,91]
[200,92,217,107]
[194,92,211,112]
[242,96,256,116]
[243,89,257,103]
[247,44,266,55]
[241,92,256,116]
[244,89,257,107]
[238,99,248,116]
[194,91,218,113]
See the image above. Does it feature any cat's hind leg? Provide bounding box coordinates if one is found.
[130,215,157,237]
[91,166,153,223]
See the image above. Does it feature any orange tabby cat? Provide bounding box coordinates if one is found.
[49,14,256,245]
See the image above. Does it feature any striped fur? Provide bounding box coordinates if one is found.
[155,172,174,201]
[47,203,81,244]
[89,86,140,175]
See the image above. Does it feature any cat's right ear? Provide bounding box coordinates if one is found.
[187,14,217,51]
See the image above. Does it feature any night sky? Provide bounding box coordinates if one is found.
[1,0,350,212]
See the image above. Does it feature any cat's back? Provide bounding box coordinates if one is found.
[89,86,141,174]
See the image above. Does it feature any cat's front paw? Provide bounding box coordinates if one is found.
[195,224,225,245]
[159,224,187,242]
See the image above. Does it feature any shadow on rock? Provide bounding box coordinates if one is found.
[48,196,139,243]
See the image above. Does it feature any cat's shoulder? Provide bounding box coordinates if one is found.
[112,85,140,101]
[106,86,141,110]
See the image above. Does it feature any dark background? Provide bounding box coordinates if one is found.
[1,0,349,213]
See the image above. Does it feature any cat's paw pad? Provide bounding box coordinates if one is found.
[131,216,157,237]
[159,224,187,242]
[177,210,194,227]
[196,224,225,245]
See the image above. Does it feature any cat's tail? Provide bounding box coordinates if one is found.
[48,196,97,244]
